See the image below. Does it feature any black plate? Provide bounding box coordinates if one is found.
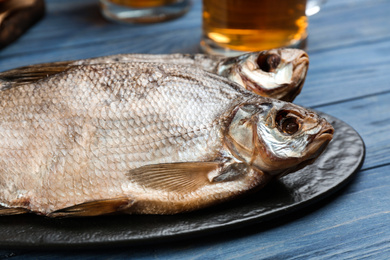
[0,112,365,249]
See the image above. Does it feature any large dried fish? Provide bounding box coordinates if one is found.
[0,62,332,217]
[1,48,309,102]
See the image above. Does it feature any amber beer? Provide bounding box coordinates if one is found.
[201,0,308,54]
[108,0,178,8]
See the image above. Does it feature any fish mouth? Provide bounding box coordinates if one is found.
[317,120,335,141]
[293,52,309,83]
[318,128,334,142]
[306,121,334,160]
[282,52,309,102]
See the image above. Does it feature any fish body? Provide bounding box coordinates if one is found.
[1,49,309,102]
[0,62,332,217]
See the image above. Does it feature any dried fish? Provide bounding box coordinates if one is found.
[0,62,332,217]
[1,48,308,101]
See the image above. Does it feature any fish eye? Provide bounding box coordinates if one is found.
[276,111,300,135]
[281,118,299,135]
[256,53,281,72]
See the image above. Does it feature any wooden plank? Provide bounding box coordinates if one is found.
[307,0,390,52]
[322,0,387,10]
[296,39,390,108]
[314,91,390,170]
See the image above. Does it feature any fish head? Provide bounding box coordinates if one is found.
[224,100,334,177]
[218,49,309,102]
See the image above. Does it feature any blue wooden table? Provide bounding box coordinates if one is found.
[0,0,389,258]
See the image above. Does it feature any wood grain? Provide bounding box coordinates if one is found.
[0,0,389,258]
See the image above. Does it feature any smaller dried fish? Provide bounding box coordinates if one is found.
[1,49,308,102]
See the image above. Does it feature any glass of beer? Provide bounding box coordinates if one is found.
[201,0,309,56]
[100,0,191,23]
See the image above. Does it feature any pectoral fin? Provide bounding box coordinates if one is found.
[48,197,134,218]
[128,162,222,193]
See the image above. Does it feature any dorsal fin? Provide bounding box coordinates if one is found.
[0,61,75,86]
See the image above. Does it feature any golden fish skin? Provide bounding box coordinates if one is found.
[0,62,332,217]
[1,48,308,102]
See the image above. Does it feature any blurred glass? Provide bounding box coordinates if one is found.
[100,0,191,23]
[306,0,326,16]
[201,0,325,56]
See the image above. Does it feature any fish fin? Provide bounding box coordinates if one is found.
[48,197,134,218]
[0,205,29,216]
[128,162,221,193]
[0,61,75,86]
